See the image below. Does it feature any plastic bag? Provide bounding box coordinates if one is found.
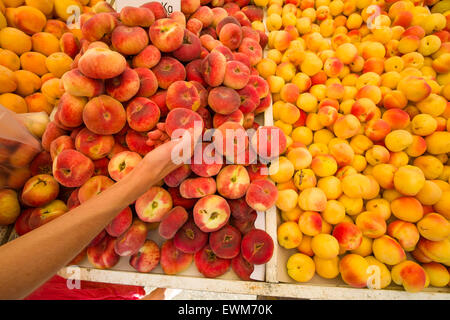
[0,105,42,189]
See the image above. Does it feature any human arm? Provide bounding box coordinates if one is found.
[0,131,198,300]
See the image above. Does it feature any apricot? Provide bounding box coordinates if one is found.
[391,261,427,293]
[393,165,425,196]
[278,221,303,249]
[287,253,315,282]
[417,213,450,242]
[339,254,369,288]
[372,235,406,266]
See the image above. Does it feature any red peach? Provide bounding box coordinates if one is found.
[126,97,160,132]
[105,68,140,102]
[149,18,184,52]
[132,45,161,69]
[163,164,191,188]
[158,206,189,240]
[75,128,115,160]
[245,179,278,212]
[135,186,173,223]
[61,69,104,98]
[216,165,250,199]
[52,149,94,188]
[134,68,158,98]
[180,177,217,198]
[114,218,148,257]
[129,240,160,273]
[78,175,114,204]
[87,235,119,269]
[21,174,59,207]
[173,29,202,62]
[107,151,142,182]
[160,239,194,275]
[78,47,127,80]
[106,207,133,237]
[152,56,186,89]
[120,6,155,27]
[195,244,231,278]
[241,229,274,265]
[83,95,126,135]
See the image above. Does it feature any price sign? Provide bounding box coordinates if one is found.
[114,0,181,15]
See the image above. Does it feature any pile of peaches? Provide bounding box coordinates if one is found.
[260,0,450,292]
[3,0,284,280]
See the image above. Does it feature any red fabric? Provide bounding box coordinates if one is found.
[24,275,146,300]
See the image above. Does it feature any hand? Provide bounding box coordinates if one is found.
[136,128,202,187]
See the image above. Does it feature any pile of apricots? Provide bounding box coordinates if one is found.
[264,0,450,292]
[0,0,111,115]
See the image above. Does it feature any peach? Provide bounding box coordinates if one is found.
[107,151,142,182]
[132,45,161,69]
[158,206,189,240]
[78,175,114,204]
[59,32,80,59]
[213,110,244,128]
[238,38,262,66]
[114,218,148,257]
[216,165,250,200]
[222,60,250,90]
[251,125,287,160]
[194,244,230,278]
[50,135,74,160]
[160,239,193,275]
[152,56,186,89]
[52,149,94,188]
[213,121,248,161]
[14,208,33,236]
[339,254,369,288]
[0,189,19,225]
[74,128,114,161]
[416,181,442,206]
[171,30,201,62]
[166,81,201,112]
[87,235,119,270]
[124,97,160,133]
[28,199,68,229]
[148,18,183,53]
[129,240,160,273]
[391,261,427,293]
[104,68,140,103]
[105,207,132,237]
[82,95,126,135]
[162,164,190,188]
[61,69,104,98]
[209,224,241,259]
[78,47,127,80]
[135,186,172,223]
[132,68,157,98]
[245,179,278,212]
[417,213,450,242]
[57,93,86,128]
[29,151,52,176]
[174,219,208,254]
[81,12,117,42]
[179,177,217,199]
[111,26,148,56]
[240,229,274,265]
[140,1,166,19]
[231,253,254,281]
[193,194,230,233]
[190,143,222,178]
[21,174,59,207]
[201,51,226,87]
[164,108,203,138]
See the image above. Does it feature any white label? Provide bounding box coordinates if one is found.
[114,0,181,15]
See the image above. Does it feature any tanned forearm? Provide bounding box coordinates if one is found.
[0,137,187,300]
